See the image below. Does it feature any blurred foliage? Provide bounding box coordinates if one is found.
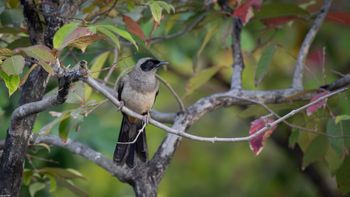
[1,0,350,196]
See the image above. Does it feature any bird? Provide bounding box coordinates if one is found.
[113,57,167,167]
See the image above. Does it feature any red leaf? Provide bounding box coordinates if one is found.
[327,12,350,26]
[261,16,296,27]
[306,48,324,72]
[306,91,330,116]
[123,15,146,41]
[249,116,276,155]
[233,0,262,24]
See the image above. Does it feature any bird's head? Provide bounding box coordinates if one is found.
[136,57,168,72]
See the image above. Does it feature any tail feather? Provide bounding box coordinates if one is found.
[113,114,148,167]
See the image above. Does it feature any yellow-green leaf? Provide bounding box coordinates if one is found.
[53,22,79,49]
[29,182,46,197]
[185,65,225,96]
[58,117,70,142]
[1,55,24,75]
[96,26,120,49]
[0,70,20,95]
[0,48,14,56]
[98,25,137,49]
[21,45,55,74]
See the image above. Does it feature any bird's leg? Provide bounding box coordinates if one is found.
[118,100,124,111]
[142,112,151,124]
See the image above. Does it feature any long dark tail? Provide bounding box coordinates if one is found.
[113,114,148,167]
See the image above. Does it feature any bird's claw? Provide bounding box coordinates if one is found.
[142,112,151,124]
[118,101,124,111]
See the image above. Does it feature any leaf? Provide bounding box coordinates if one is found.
[23,169,33,186]
[53,22,79,49]
[0,70,20,95]
[96,25,120,48]
[255,3,310,19]
[34,143,51,152]
[1,55,25,75]
[254,45,276,86]
[58,117,71,143]
[149,2,163,24]
[46,174,57,192]
[302,136,328,169]
[325,147,344,175]
[336,156,350,194]
[68,34,103,52]
[335,115,350,124]
[0,48,14,56]
[327,119,345,156]
[39,168,86,180]
[148,1,175,24]
[56,177,88,197]
[249,116,276,155]
[306,91,330,116]
[185,65,225,96]
[261,16,297,27]
[99,25,138,49]
[21,45,55,74]
[288,129,299,148]
[233,0,262,24]
[59,27,96,50]
[29,182,46,197]
[85,51,109,99]
[123,15,146,41]
[327,12,350,26]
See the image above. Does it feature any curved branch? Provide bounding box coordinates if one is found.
[292,0,332,89]
[34,135,131,182]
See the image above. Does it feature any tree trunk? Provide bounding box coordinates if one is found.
[0,0,66,195]
[133,179,158,197]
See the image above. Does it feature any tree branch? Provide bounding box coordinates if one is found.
[231,17,245,89]
[34,135,131,182]
[292,0,332,89]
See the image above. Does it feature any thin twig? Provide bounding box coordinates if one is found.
[103,48,119,84]
[156,74,185,111]
[292,0,332,89]
[116,122,147,145]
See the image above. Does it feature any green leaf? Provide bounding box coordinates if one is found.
[336,156,350,195]
[327,119,345,156]
[288,129,299,148]
[85,51,109,99]
[53,22,79,49]
[185,65,226,96]
[1,55,24,75]
[99,25,137,49]
[0,70,20,95]
[58,117,71,142]
[29,182,46,197]
[325,147,343,175]
[56,177,88,197]
[46,174,57,192]
[23,169,33,186]
[0,48,14,56]
[335,114,350,124]
[302,135,328,169]
[96,26,120,48]
[0,9,24,27]
[34,143,51,152]
[149,1,162,24]
[255,3,310,19]
[21,45,55,74]
[39,167,86,180]
[255,45,276,86]
[147,1,175,24]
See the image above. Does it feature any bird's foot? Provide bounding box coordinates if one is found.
[118,100,124,111]
[142,112,151,124]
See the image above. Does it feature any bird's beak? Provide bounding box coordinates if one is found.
[156,61,168,67]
